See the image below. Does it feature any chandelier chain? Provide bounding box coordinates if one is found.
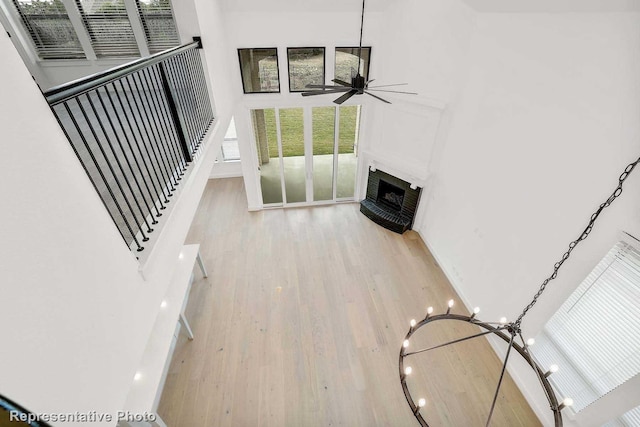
[514,155,640,327]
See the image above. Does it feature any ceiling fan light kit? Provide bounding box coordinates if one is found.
[300,0,417,104]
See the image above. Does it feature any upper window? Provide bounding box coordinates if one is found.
[11,0,85,59]
[287,47,325,92]
[237,48,280,93]
[10,0,180,60]
[77,0,139,58]
[136,0,179,54]
[335,47,371,84]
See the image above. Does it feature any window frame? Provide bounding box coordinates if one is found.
[286,46,326,93]
[237,47,281,94]
[7,0,181,61]
[335,46,371,83]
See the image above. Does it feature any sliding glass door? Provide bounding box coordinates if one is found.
[312,106,336,202]
[280,108,306,203]
[251,105,360,207]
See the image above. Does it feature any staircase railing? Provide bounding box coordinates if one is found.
[44,38,214,253]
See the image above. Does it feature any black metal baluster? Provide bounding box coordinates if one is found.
[142,65,185,182]
[138,67,178,195]
[122,75,181,194]
[144,65,187,175]
[169,54,199,154]
[52,105,134,250]
[143,66,183,190]
[72,97,148,248]
[191,48,215,126]
[136,68,180,196]
[116,77,163,222]
[167,54,196,154]
[123,73,169,210]
[185,49,207,145]
[188,48,214,154]
[122,73,168,210]
[102,83,155,234]
[148,64,189,173]
[91,88,151,240]
[158,59,192,163]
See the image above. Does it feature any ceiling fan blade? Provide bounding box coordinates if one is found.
[365,79,375,86]
[366,83,409,88]
[367,88,418,95]
[302,89,352,97]
[334,89,358,105]
[305,84,349,89]
[364,91,391,104]
[332,78,352,87]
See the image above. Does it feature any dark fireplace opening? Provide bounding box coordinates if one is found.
[377,180,405,212]
[360,168,421,234]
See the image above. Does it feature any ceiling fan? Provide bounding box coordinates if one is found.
[301,0,417,105]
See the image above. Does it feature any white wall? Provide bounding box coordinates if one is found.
[0,0,232,420]
[416,12,640,426]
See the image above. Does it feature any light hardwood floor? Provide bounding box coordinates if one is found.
[157,178,542,427]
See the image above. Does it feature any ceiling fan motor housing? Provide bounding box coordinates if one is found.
[353,74,366,91]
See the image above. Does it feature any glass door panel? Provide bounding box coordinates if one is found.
[252,108,283,204]
[279,108,306,203]
[312,106,335,201]
[336,105,359,199]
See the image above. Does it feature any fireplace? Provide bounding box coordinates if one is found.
[377,180,405,212]
[360,169,421,234]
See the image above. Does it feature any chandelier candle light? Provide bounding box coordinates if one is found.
[399,155,640,426]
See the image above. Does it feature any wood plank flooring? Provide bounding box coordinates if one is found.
[157,178,541,427]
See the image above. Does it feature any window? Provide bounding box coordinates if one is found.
[335,47,371,84]
[238,48,280,93]
[603,405,640,427]
[531,236,640,413]
[136,0,179,54]
[221,117,240,161]
[11,0,85,59]
[77,0,139,58]
[287,47,324,92]
[10,0,180,60]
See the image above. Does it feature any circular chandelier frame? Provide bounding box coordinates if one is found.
[398,155,640,426]
[399,312,562,427]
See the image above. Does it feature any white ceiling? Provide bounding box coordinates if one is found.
[459,0,640,13]
[219,0,395,13]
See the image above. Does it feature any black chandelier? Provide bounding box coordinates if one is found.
[399,155,640,426]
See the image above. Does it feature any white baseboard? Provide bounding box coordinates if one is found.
[415,227,474,312]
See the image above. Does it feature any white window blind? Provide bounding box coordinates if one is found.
[603,404,640,427]
[221,117,240,161]
[136,0,179,54]
[532,238,640,412]
[76,0,139,57]
[11,0,85,59]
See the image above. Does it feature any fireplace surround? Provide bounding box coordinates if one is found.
[360,169,421,234]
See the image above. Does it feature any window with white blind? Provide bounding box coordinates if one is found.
[76,0,139,57]
[11,0,85,59]
[603,405,640,427]
[531,236,640,413]
[136,0,179,54]
[221,117,240,162]
[9,0,180,60]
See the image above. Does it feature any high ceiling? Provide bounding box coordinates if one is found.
[460,0,640,13]
[219,0,394,13]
